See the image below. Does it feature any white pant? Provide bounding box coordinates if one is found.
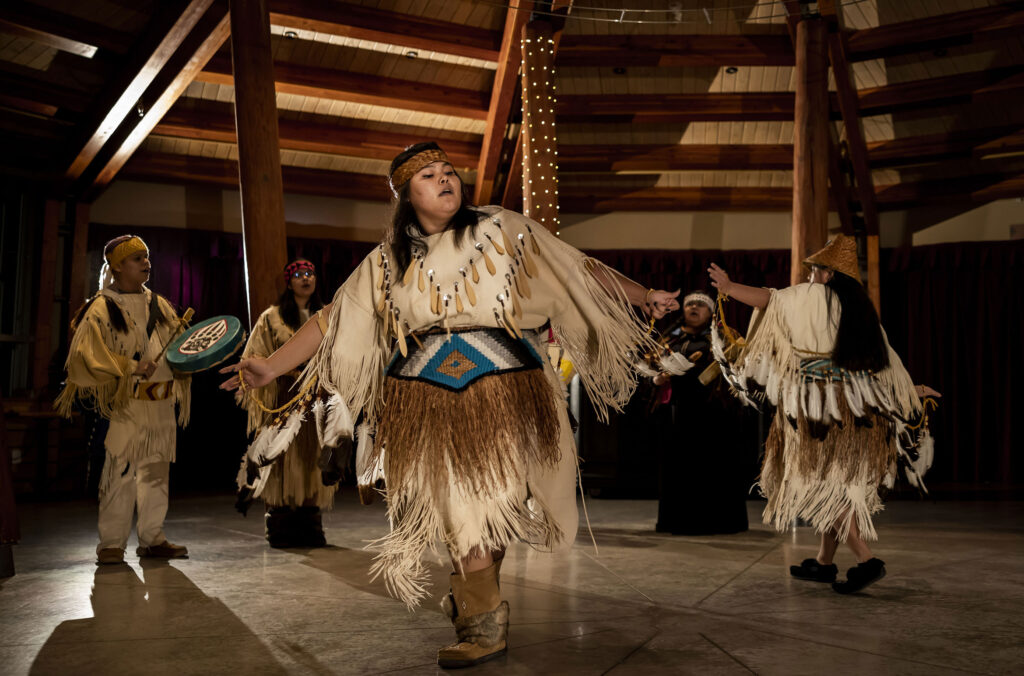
[97,453,170,553]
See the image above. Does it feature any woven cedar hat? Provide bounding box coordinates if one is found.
[804,233,860,282]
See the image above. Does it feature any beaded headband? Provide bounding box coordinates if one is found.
[389,149,450,193]
[683,292,715,312]
[106,236,148,268]
[284,259,316,281]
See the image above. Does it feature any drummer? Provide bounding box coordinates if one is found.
[56,235,192,565]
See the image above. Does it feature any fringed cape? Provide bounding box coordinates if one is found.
[711,283,925,542]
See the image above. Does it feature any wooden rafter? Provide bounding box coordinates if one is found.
[0,62,91,115]
[65,0,217,182]
[558,144,792,171]
[154,99,481,167]
[857,66,1024,116]
[558,33,794,67]
[474,1,532,205]
[0,3,131,56]
[197,54,490,120]
[0,17,98,59]
[560,186,796,213]
[820,0,878,236]
[266,0,502,62]
[557,92,795,123]
[847,2,1024,62]
[88,3,231,191]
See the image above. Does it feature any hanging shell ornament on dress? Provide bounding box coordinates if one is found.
[475,242,496,276]
[470,257,480,283]
[514,260,532,299]
[498,222,515,255]
[406,322,424,349]
[485,233,505,256]
[498,293,522,338]
[376,288,388,314]
[505,279,523,319]
[431,283,441,315]
[403,255,417,287]
[392,308,408,357]
[517,236,537,277]
[442,294,451,338]
[417,260,426,292]
[454,282,465,313]
[494,308,514,339]
[460,268,477,306]
[526,223,541,256]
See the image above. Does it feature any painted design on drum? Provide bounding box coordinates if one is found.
[177,318,229,355]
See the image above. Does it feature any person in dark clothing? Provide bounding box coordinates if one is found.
[651,291,755,535]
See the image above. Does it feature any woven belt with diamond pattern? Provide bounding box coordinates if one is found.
[135,380,173,400]
[386,326,544,392]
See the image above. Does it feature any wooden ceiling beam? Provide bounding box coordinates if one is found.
[0,4,132,56]
[120,151,394,201]
[87,3,231,192]
[557,93,796,123]
[558,144,793,171]
[0,62,91,115]
[857,65,1024,116]
[153,99,481,166]
[197,53,490,120]
[559,186,796,213]
[557,33,794,67]
[0,17,99,59]
[847,2,1024,62]
[266,0,501,62]
[66,0,218,181]
[474,1,532,205]
[875,173,1024,210]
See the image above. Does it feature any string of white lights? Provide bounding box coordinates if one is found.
[467,0,872,25]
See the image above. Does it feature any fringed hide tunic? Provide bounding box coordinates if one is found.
[240,206,656,607]
[711,284,922,542]
[56,288,191,486]
[240,306,335,509]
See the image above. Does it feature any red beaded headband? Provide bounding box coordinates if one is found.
[284,259,315,281]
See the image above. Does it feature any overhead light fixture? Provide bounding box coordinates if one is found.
[725,66,738,74]
[284,30,298,39]
[613,67,626,75]
[406,50,419,59]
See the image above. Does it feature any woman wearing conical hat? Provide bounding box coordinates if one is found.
[220,142,680,667]
[707,235,939,594]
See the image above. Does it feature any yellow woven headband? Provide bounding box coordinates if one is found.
[106,236,149,268]
[389,149,450,191]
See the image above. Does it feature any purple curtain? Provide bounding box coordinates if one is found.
[85,226,1022,493]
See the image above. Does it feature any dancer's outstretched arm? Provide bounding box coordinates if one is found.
[219,302,332,390]
[708,263,771,309]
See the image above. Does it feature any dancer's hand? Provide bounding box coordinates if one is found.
[915,384,941,398]
[134,360,157,378]
[644,289,680,319]
[219,357,275,390]
[708,263,731,295]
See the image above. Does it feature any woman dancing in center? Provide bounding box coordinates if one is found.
[222,142,679,668]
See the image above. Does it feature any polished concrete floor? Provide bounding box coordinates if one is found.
[1,492,1021,675]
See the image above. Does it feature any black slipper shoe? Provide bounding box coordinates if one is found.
[790,558,838,583]
[832,558,886,594]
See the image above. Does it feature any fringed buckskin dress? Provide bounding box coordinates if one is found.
[238,206,656,606]
[711,283,924,542]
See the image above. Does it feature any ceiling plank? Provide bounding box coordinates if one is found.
[820,0,878,236]
[88,3,231,192]
[65,0,217,181]
[197,53,490,120]
[558,33,794,67]
[558,144,793,171]
[0,3,132,56]
[857,66,1024,116]
[474,1,532,205]
[847,2,1024,62]
[153,99,481,167]
[875,173,1024,210]
[266,0,501,62]
[868,126,1024,167]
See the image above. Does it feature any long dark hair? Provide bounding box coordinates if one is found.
[385,142,482,275]
[824,272,889,373]
[277,261,324,332]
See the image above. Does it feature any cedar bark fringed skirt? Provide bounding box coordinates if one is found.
[760,360,900,542]
[368,328,563,607]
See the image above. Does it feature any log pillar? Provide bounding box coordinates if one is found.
[32,200,60,393]
[229,0,288,325]
[68,203,90,316]
[520,19,559,233]
[791,16,830,285]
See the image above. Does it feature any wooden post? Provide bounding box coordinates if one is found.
[32,200,60,393]
[866,234,881,312]
[68,203,90,316]
[229,0,288,325]
[791,16,830,285]
[520,19,559,233]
